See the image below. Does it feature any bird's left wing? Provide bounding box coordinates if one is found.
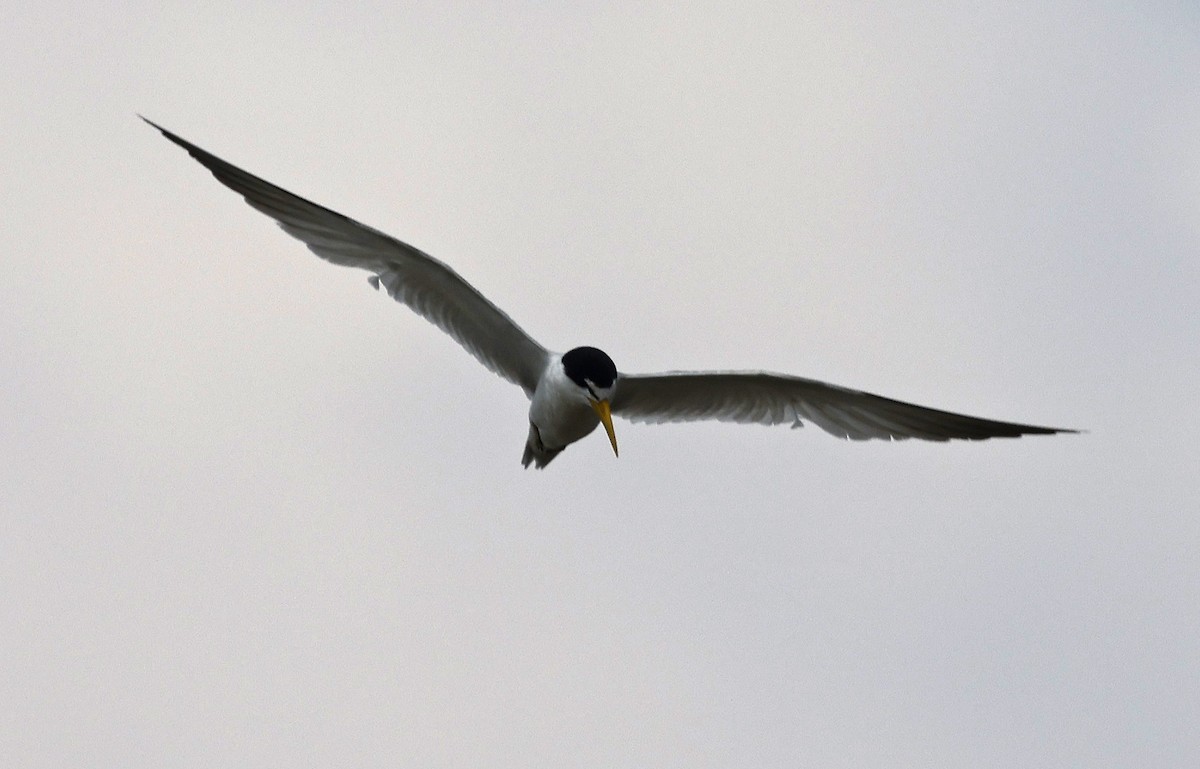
[144,118,550,397]
[612,371,1076,441]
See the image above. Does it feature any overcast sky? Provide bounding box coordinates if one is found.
[3,2,1198,767]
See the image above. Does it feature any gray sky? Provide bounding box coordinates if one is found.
[3,2,1198,767]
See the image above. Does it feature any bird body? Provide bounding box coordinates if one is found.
[144,117,1077,468]
[524,347,619,468]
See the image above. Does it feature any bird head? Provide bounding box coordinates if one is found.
[561,346,620,457]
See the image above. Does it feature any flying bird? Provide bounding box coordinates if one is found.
[144,118,1076,468]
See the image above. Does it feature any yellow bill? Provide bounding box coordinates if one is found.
[591,399,619,458]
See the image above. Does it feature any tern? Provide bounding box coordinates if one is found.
[144,118,1076,468]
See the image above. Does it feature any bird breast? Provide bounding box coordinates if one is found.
[528,358,602,450]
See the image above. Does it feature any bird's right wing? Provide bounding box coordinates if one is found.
[145,118,550,397]
[612,371,1076,441]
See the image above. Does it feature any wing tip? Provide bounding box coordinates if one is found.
[139,114,174,141]
[1023,425,1084,437]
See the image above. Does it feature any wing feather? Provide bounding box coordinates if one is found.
[612,371,1075,442]
[145,118,549,396]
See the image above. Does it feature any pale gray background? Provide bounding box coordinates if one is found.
[3,2,1198,767]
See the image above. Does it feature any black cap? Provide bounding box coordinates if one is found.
[561,346,617,390]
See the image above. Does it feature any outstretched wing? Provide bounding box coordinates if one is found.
[612,371,1076,441]
[145,118,550,397]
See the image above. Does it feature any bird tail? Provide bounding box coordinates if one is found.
[521,424,561,469]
